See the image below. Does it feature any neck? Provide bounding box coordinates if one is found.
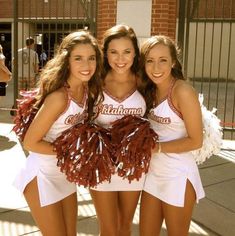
[107,70,135,83]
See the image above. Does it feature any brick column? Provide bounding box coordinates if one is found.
[151,0,177,39]
[96,0,117,43]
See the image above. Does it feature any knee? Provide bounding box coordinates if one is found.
[99,222,118,236]
[118,218,133,235]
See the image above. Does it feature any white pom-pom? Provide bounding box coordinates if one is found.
[192,94,223,165]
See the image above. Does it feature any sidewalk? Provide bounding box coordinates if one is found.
[0,81,235,236]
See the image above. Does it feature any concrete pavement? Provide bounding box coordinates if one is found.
[0,80,235,235]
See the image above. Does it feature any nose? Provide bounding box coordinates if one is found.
[81,59,91,68]
[152,61,160,71]
[116,53,125,61]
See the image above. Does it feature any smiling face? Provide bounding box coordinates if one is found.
[68,43,97,83]
[145,43,174,85]
[106,37,136,75]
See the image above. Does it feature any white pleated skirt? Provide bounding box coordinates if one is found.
[13,152,76,207]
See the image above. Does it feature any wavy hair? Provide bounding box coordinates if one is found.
[35,30,103,120]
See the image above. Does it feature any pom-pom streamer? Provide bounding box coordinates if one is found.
[12,90,39,142]
[111,115,159,182]
[192,94,223,164]
[53,122,115,187]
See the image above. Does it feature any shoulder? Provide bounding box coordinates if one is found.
[43,88,68,112]
[172,79,199,109]
[173,79,197,99]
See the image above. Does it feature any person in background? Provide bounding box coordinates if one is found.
[139,35,205,236]
[89,24,146,236]
[0,44,12,101]
[13,31,103,236]
[17,37,39,91]
[39,49,48,69]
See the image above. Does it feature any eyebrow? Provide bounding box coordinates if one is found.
[72,54,96,57]
[108,48,132,51]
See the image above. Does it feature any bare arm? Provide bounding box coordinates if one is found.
[154,81,203,153]
[0,59,12,75]
[23,90,67,154]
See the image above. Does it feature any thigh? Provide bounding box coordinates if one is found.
[118,191,141,224]
[61,192,78,236]
[24,177,67,236]
[90,189,118,235]
[140,191,163,236]
[163,180,196,236]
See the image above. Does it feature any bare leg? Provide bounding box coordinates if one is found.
[163,180,196,236]
[90,189,118,236]
[140,191,163,236]
[117,191,141,236]
[62,192,78,236]
[24,177,77,236]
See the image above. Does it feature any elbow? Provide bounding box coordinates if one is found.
[194,138,203,150]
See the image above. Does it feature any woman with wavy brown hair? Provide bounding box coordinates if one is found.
[13,30,103,236]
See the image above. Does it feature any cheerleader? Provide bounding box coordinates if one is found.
[139,35,205,236]
[13,31,102,236]
[89,24,146,236]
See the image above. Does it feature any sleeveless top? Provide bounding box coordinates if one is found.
[91,88,147,191]
[144,79,205,206]
[13,87,88,206]
[95,88,146,128]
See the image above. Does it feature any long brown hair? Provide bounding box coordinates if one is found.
[35,30,103,120]
[140,35,185,115]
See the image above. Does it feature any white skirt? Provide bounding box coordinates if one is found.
[13,152,76,207]
[90,173,145,191]
[143,152,205,207]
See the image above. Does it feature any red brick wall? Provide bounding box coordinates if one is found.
[96,0,117,43]
[151,0,177,40]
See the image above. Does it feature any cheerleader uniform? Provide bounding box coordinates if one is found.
[13,89,87,207]
[91,88,146,191]
[143,80,205,207]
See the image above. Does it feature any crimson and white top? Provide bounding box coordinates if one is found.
[91,88,147,191]
[44,90,87,142]
[144,80,205,207]
[13,89,87,207]
[94,88,146,128]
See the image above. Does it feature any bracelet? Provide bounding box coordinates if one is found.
[157,142,161,153]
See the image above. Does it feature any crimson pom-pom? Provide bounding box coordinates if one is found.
[111,115,159,182]
[53,122,115,188]
[12,90,39,142]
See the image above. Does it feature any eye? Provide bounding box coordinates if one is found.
[159,58,167,63]
[109,50,117,54]
[89,55,96,61]
[124,49,131,54]
[146,59,153,63]
[74,56,82,61]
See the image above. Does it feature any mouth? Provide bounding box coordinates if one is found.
[152,73,163,78]
[80,71,90,75]
[116,63,126,68]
